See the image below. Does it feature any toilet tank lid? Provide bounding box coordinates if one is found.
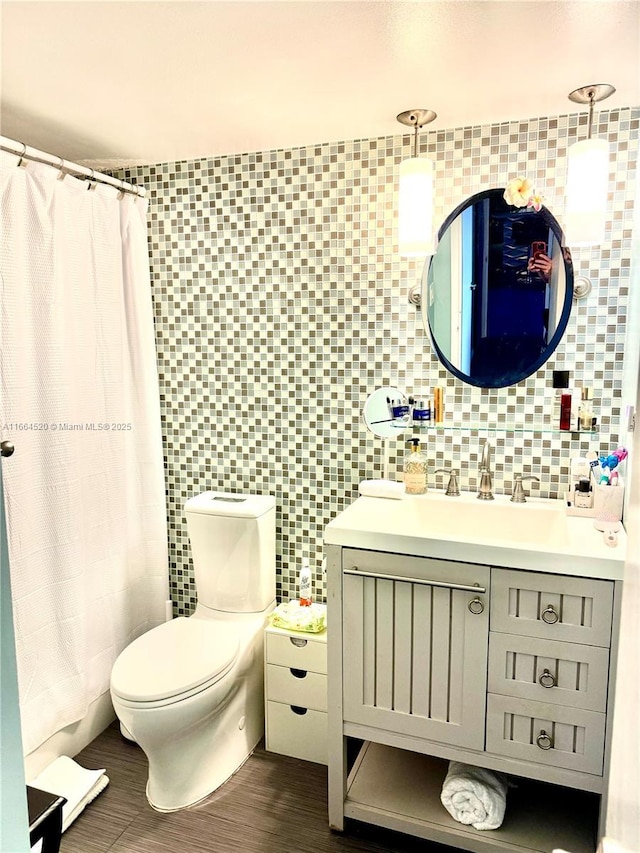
[185,491,275,518]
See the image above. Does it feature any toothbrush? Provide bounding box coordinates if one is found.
[586,450,601,482]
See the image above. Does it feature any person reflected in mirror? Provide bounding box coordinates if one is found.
[527,251,552,283]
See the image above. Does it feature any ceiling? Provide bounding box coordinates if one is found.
[1,1,639,169]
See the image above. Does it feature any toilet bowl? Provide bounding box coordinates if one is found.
[111,608,268,811]
[110,491,276,812]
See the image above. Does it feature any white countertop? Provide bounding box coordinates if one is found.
[325,491,627,581]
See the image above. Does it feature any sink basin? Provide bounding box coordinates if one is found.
[400,493,570,548]
[325,490,626,579]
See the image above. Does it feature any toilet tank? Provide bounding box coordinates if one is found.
[185,491,276,613]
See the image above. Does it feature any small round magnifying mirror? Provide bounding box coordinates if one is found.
[362,387,409,438]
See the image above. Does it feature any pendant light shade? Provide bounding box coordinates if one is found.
[397,109,437,258]
[565,84,615,246]
[565,138,609,245]
[398,156,434,256]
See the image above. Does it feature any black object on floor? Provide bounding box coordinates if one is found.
[27,784,66,853]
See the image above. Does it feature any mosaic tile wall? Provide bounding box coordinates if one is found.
[115,107,638,615]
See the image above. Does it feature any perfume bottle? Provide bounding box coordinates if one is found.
[579,387,593,431]
[559,392,573,431]
[403,438,428,495]
[552,370,570,428]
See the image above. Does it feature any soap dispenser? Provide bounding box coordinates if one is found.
[403,438,428,495]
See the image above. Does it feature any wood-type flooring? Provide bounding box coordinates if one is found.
[59,722,457,853]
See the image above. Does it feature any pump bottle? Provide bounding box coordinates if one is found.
[403,438,428,495]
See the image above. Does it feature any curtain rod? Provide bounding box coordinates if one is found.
[0,136,146,198]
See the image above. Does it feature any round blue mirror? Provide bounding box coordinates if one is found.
[421,188,574,388]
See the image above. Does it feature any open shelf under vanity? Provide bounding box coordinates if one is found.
[346,742,599,853]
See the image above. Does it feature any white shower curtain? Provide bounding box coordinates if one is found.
[0,151,168,754]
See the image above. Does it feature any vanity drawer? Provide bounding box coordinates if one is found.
[266,701,327,764]
[486,694,606,776]
[266,630,327,674]
[266,664,327,711]
[491,569,613,647]
[488,632,609,712]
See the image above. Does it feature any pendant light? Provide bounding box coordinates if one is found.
[397,109,437,257]
[565,84,615,246]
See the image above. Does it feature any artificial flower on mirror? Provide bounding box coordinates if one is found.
[527,190,545,212]
[503,177,545,211]
[503,177,534,207]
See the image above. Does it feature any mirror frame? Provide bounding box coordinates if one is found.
[422,188,574,388]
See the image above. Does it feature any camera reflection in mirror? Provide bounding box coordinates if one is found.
[422,189,574,388]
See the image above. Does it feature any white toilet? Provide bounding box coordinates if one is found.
[110,491,276,812]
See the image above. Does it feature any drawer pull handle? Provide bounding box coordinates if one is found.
[290,668,307,679]
[541,605,559,625]
[290,637,308,648]
[539,669,556,688]
[536,730,553,750]
[290,705,308,716]
[468,597,484,615]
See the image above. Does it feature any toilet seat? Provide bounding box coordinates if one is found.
[111,617,239,705]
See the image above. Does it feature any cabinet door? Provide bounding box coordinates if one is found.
[342,552,489,750]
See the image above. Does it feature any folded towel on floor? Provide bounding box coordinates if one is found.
[30,755,109,832]
[440,761,508,831]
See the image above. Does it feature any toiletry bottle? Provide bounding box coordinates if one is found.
[579,387,593,431]
[299,558,312,607]
[403,438,428,495]
[412,399,431,422]
[552,370,569,428]
[433,387,444,423]
[574,477,593,508]
[559,392,572,431]
[391,397,410,422]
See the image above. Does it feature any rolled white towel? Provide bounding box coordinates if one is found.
[440,761,508,831]
[358,479,406,499]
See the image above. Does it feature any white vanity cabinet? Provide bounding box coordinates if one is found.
[325,495,626,853]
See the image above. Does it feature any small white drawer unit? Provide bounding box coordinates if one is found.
[264,612,328,765]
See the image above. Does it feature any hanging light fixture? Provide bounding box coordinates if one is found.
[397,108,437,257]
[565,83,615,246]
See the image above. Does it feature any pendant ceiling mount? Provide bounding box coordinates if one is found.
[568,84,616,106]
[396,109,437,129]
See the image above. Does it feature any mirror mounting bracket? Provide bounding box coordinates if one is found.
[408,282,421,308]
[573,276,592,300]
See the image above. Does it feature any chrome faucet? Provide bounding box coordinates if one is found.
[511,474,540,503]
[477,440,494,501]
[434,468,460,496]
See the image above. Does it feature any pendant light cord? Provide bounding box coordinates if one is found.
[587,90,595,140]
